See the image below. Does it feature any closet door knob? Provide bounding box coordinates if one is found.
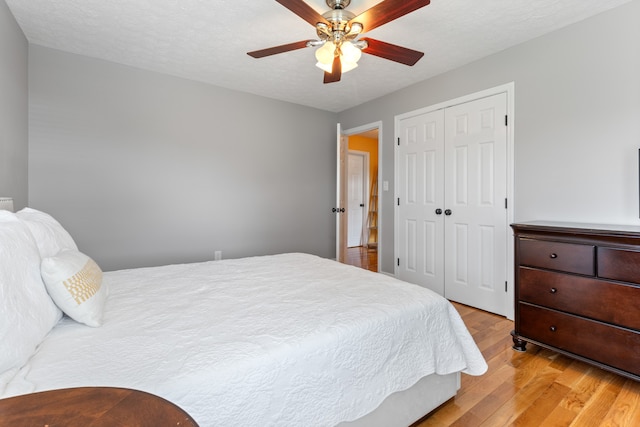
[435,209,443,215]
[444,209,452,216]
[550,288,557,294]
[550,253,558,259]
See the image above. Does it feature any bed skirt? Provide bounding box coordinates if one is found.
[339,372,460,427]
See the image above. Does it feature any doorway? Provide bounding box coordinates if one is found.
[347,151,369,247]
[338,122,382,273]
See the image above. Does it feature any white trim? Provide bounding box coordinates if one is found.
[342,121,383,273]
[394,83,515,320]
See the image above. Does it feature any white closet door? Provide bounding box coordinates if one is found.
[443,92,508,315]
[396,109,445,295]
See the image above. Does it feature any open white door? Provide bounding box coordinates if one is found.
[336,123,348,262]
[347,152,368,247]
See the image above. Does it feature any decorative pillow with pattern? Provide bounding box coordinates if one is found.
[41,250,107,327]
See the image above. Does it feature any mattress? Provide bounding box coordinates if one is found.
[2,253,487,426]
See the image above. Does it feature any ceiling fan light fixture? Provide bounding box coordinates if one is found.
[340,41,362,63]
[341,61,358,73]
[315,41,336,65]
[315,40,361,74]
[352,39,368,50]
[316,61,333,73]
[249,0,430,84]
[347,22,363,36]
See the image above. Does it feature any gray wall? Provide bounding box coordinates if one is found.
[29,46,338,271]
[0,0,28,209]
[339,1,640,273]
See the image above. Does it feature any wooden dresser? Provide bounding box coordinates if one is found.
[511,221,640,381]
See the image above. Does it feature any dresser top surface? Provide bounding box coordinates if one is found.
[511,221,640,236]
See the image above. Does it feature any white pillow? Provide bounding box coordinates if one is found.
[0,211,62,374]
[41,250,107,327]
[16,208,78,259]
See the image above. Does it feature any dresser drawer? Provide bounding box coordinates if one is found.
[517,303,640,376]
[598,247,640,285]
[519,239,595,275]
[519,267,640,330]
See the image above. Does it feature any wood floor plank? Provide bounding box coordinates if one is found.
[421,363,518,425]
[553,360,596,389]
[600,380,640,427]
[561,368,613,414]
[513,381,572,426]
[569,372,625,426]
[547,353,574,373]
[510,350,560,389]
[462,348,514,392]
[474,322,516,365]
[478,366,563,426]
[529,362,594,427]
[450,381,517,426]
[344,246,377,272]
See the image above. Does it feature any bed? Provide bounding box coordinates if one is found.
[0,208,487,426]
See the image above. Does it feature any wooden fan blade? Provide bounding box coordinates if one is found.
[247,40,313,58]
[275,0,329,27]
[361,38,424,66]
[323,56,342,84]
[351,0,430,33]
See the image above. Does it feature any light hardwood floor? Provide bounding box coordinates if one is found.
[345,246,378,272]
[416,302,640,427]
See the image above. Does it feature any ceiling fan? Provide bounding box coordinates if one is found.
[247,0,430,84]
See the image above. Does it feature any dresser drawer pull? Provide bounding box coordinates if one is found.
[550,288,557,294]
[549,253,558,259]
[549,325,557,332]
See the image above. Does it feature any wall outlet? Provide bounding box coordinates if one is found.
[214,250,222,261]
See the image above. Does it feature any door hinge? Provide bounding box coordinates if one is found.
[505,198,508,209]
[505,115,508,126]
[505,281,508,292]
[397,198,400,206]
[397,258,400,267]
[397,137,400,146]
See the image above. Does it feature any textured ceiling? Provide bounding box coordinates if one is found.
[6,0,632,112]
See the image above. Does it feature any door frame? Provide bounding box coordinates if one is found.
[393,83,515,319]
[336,124,348,263]
[339,121,383,272]
[347,150,370,247]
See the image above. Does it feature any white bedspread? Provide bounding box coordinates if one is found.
[2,253,486,426]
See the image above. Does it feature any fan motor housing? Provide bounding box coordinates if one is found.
[322,8,355,24]
[326,0,351,9]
